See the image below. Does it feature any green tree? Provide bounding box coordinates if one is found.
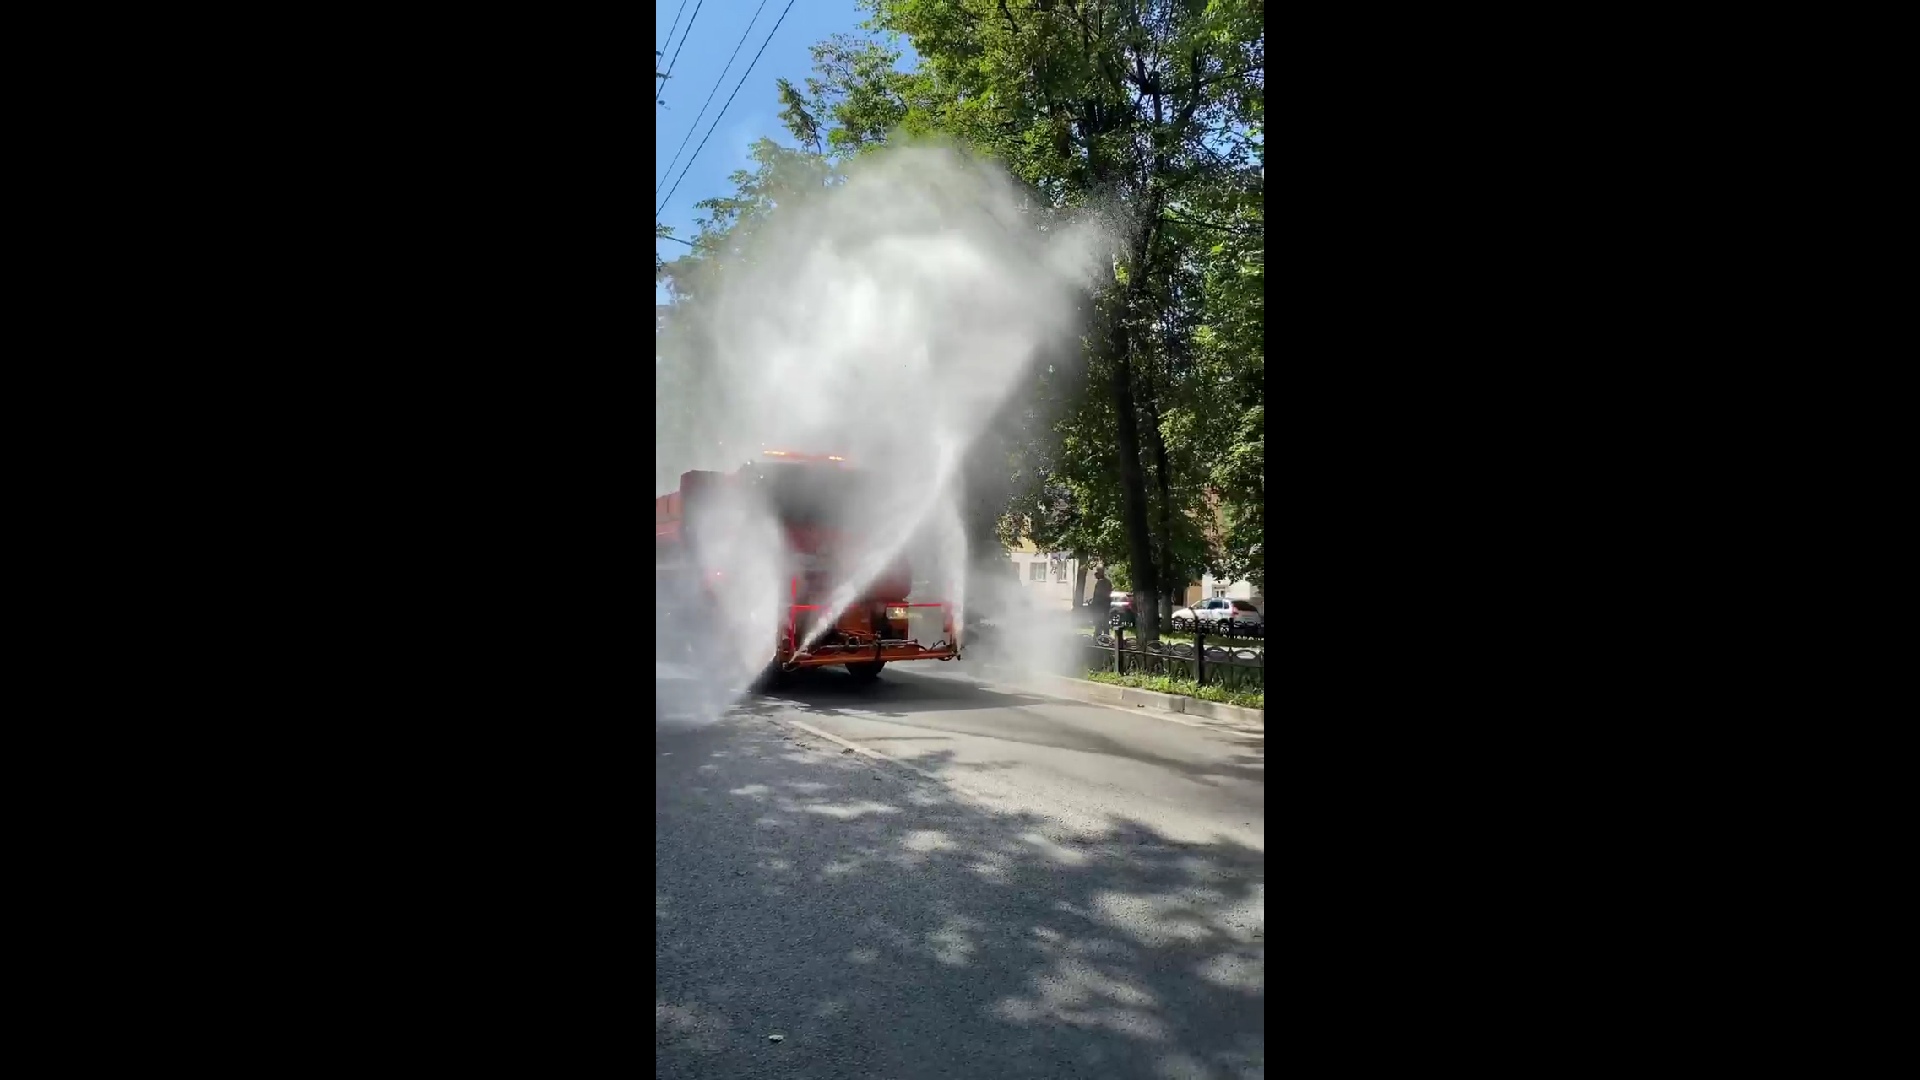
[655,0,1266,623]
[853,0,1264,640]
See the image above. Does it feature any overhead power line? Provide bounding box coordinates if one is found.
[656,0,771,192]
[656,0,692,95]
[658,0,706,102]
[655,0,797,218]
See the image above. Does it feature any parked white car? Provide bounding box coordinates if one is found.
[1170,598,1263,635]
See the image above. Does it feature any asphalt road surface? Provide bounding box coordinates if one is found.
[657,661,1264,1080]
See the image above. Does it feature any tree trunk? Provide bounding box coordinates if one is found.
[1105,292,1159,643]
[1140,352,1177,638]
[1129,42,1209,639]
[1070,546,1088,609]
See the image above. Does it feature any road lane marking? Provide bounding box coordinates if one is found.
[779,719,965,790]
[783,719,936,774]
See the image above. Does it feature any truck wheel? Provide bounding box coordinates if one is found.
[845,661,886,682]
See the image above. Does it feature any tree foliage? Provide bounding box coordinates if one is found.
[657,0,1265,632]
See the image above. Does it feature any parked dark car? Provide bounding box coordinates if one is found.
[1081,591,1135,629]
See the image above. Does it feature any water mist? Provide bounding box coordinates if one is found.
[656,141,1110,725]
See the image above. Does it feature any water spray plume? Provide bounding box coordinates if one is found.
[656,141,1111,725]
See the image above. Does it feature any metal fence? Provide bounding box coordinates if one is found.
[1104,610,1265,640]
[1084,624,1265,692]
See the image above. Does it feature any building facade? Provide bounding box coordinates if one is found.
[1001,539,1263,615]
[1006,539,1081,611]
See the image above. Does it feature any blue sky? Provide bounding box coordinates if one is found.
[655,0,878,283]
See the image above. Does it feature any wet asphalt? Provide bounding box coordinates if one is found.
[656,663,1264,1079]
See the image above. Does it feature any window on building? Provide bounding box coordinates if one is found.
[1212,585,1229,598]
[1030,561,1048,581]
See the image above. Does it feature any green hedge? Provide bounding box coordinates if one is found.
[1083,671,1264,711]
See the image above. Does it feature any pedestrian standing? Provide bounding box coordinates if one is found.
[1088,566,1112,630]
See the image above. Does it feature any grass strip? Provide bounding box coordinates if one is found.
[1082,671,1263,711]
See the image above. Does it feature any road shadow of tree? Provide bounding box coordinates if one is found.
[730,676,1264,790]
[657,717,1264,1080]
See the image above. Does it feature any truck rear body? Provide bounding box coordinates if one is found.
[655,454,960,673]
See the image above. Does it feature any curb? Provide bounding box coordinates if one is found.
[995,670,1264,729]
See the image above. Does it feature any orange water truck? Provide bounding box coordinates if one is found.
[654,450,961,681]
